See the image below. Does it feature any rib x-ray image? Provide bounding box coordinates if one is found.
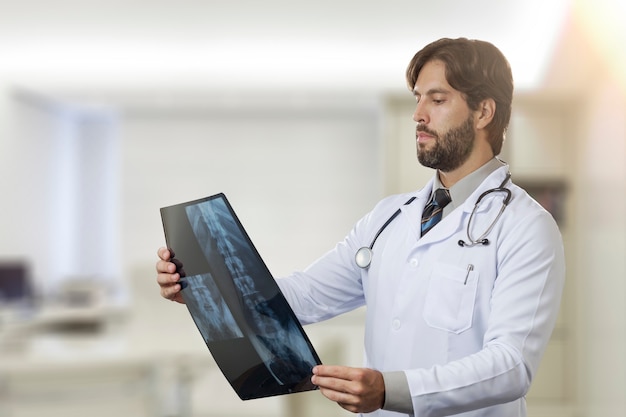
[161,194,321,399]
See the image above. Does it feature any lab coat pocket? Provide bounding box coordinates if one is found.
[423,263,479,334]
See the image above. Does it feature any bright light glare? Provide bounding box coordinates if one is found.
[0,1,572,92]
[497,0,571,90]
[575,0,626,90]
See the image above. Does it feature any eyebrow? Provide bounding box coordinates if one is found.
[412,87,450,97]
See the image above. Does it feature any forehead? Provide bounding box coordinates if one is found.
[413,59,454,95]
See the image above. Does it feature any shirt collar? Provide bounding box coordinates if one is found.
[432,157,506,213]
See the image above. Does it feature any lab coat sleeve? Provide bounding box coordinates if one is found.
[276,243,365,324]
[275,214,373,324]
[408,208,566,416]
[275,194,409,325]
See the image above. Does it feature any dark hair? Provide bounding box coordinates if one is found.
[406,38,514,155]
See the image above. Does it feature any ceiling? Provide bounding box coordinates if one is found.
[0,0,621,102]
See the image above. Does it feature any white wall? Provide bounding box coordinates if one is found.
[576,79,626,417]
[119,96,385,279]
[0,93,121,299]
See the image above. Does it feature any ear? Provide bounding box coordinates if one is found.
[475,98,496,130]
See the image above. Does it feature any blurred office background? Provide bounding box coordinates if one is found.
[0,0,624,416]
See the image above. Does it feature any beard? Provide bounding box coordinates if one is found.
[417,115,475,172]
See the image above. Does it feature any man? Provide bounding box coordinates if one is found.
[157,38,565,416]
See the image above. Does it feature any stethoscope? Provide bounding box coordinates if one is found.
[354,173,512,269]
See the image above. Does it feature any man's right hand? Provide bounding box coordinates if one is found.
[156,247,186,304]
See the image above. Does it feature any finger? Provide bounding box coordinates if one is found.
[156,262,175,277]
[316,377,383,414]
[159,282,178,298]
[170,258,186,276]
[157,247,171,261]
[312,374,351,394]
[337,401,361,414]
[157,270,179,286]
[160,282,185,303]
[313,365,354,380]
[317,386,359,411]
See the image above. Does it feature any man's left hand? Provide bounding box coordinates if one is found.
[311,365,385,413]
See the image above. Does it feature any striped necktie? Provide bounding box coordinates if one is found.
[421,188,451,236]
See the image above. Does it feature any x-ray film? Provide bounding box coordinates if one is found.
[160,193,321,400]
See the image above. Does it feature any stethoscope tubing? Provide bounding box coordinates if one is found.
[355,197,415,269]
[458,174,511,247]
[355,173,512,269]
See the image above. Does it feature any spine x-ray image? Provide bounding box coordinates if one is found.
[161,194,321,400]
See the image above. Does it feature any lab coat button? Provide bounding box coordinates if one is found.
[392,318,401,330]
[409,258,419,268]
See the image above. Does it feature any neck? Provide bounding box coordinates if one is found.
[438,151,495,188]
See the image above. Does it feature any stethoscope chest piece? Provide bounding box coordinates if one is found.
[355,247,373,269]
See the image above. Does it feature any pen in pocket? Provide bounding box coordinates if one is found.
[464,264,474,285]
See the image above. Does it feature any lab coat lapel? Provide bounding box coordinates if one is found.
[427,167,510,244]
[400,201,463,246]
[400,178,463,245]
[417,206,465,245]
[400,180,432,242]
[401,166,511,246]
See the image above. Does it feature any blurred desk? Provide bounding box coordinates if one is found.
[0,306,207,417]
[0,302,369,417]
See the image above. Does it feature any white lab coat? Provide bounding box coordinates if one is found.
[277,166,565,417]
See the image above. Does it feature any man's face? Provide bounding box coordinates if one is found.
[412,60,475,173]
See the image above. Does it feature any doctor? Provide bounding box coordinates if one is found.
[156,37,565,417]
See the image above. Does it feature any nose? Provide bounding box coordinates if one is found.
[412,101,428,124]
